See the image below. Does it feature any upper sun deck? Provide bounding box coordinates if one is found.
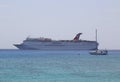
[23,37,96,43]
[23,33,82,42]
[23,33,97,43]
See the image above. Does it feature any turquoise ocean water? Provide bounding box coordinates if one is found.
[0,50,120,82]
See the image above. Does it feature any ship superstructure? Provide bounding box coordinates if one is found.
[14,33,98,50]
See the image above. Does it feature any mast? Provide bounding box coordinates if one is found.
[96,29,97,42]
[95,29,98,50]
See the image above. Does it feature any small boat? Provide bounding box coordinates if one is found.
[89,49,108,55]
[89,29,108,55]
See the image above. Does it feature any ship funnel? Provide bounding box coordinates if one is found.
[73,33,82,41]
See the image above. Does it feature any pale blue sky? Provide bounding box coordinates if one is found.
[0,0,120,49]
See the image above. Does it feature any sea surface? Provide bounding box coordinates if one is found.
[0,50,120,82]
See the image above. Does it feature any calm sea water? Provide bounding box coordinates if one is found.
[0,50,120,82]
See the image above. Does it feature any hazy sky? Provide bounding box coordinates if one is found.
[0,0,120,49]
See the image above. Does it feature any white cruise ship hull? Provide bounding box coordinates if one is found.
[14,41,98,50]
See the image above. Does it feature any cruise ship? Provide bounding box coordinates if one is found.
[14,33,98,50]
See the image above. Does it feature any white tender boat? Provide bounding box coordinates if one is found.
[89,50,108,55]
[89,29,108,55]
